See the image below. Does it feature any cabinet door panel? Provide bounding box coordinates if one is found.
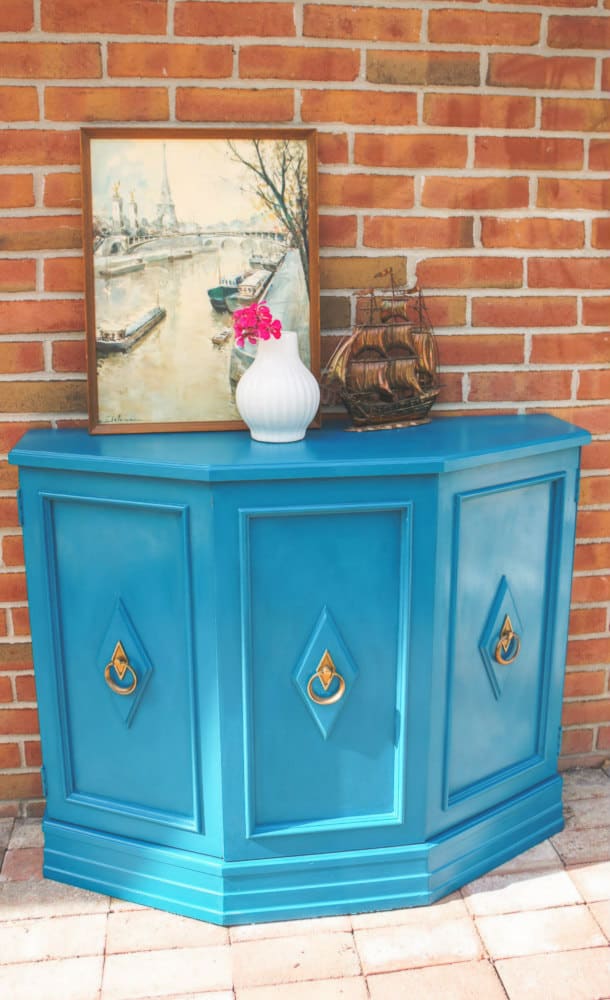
[42,492,201,844]
[241,503,410,844]
[445,475,562,808]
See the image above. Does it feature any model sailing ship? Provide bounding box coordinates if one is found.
[325,271,440,429]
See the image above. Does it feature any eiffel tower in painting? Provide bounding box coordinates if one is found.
[156,143,178,231]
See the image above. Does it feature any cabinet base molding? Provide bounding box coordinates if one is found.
[43,777,563,925]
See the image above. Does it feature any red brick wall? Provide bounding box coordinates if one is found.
[1,0,609,814]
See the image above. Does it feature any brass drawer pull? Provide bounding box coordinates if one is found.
[494,614,520,666]
[307,650,345,705]
[104,640,138,696]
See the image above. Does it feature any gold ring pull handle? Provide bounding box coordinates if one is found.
[104,640,138,696]
[494,614,521,666]
[307,650,345,705]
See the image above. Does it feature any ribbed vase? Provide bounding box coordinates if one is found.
[235,330,320,443]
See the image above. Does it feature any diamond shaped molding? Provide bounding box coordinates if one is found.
[97,599,153,727]
[293,607,359,739]
[479,576,524,701]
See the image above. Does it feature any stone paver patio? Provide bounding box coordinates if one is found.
[1,767,609,999]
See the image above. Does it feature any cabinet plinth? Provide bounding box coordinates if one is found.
[10,415,590,925]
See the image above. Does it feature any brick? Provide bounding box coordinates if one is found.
[45,87,169,122]
[529,258,610,289]
[44,258,84,293]
[0,217,82,252]
[24,740,41,767]
[0,344,44,375]
[429,9,541,46]
[482,217,584,250]
[424,94,534,129]
[0,610,7,638]
[0,87,38,121]
[542,98,610,133]
[592,219,610,249]
[43,172,81,209]
[367,50,479,87]
[571,575,610,602]
[319,215,357,248]
[175,1,294,36]
[0,573,27,602]
[582,440,610,470]
[577,510,610,538]
[539,179,610,211]
[0,773,42,799]
[320,256,406,290]
[574,541,610,569]
[531,332,610,364]
[549,15,610,50]
[0,462,18,490]
[0,743,20,769]
[355,134,467,169]
[583,297,610,325]
[597,727,610,750]
[304,5,421,42]
[0,381,87,414]
[567,640,610,668]
[0,423,48,453]
[0,43,101,79]
[426,297,467,328]
[108,42,232,79]
[540,405,610,435]
[241,46,359,81]
[569,607,607,634]
[0,642,31,670]
[604,60,610,92]
[579,371,610,402]
[0,129,80,166]
[472,296,577,327]
[417,256,521,289]
[0,676,12,702]
[317,133,348,164]
[422,176,529,211]
[12,607,30,637]
[0,500,20,529]
[42,0,168,34]
[52,339,87,372]
[364,217,473,249]
[561,730,594,756]
[302,90,417,126]
[437,373,464,404]
[0,260,36,293]
[591,141,610,171]
[0,300,84,335]
[15,675,36,702]
[0,174,34,208]
[488,53,595,90]
[319,173,413,209]
[563,699,610,726]
[469,371,572,403]
[491,0,597,6]
[476,137,583,171]
[320,299,350,332]
[176,88,293,122]
[0,0,34,31]
[437,334,524,366]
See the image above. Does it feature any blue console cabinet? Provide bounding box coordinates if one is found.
[10,414,590,924]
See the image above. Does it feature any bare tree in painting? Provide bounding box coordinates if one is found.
[227,139,309,291]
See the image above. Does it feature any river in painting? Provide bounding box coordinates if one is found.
[95,237,309,426]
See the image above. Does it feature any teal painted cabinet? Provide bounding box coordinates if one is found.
[10,415,589,924]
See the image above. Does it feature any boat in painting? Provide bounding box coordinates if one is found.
[97,259,145,278]
[207,273,246,313]
[97,306,166,355]
[224,268,273,313]
[325,275,440,430]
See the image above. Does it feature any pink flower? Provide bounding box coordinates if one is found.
[232,299,282,346]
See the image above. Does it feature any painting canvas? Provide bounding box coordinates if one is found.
[81,128,319,433]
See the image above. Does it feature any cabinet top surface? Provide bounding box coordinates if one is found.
[9,415,590,483]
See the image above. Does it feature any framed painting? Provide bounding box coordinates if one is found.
[81,127,320,434]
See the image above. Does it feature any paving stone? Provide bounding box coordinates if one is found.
[232,932,360,988]
[354,917,482,974]
[0,819,13,851]
[236,979,368,1000]
[366,960,507,1000]
[496,947,610,1000]
[552,825,610,866]
[230,913,351,942]
[351,893,468,930]
[562,769,610,801]
[0,955,104,1000]
[486,839,562,877]
[462,869,583,916]
[8,818,44,849]
[0,913,107,964]
[0,878,110,921]
[106,907,228,953]
[564,796,610,831]
[590,900,610,940]
[0,847,43,881]
[567,861,610,902]
[101,945,232,1000]
[476,904,606,959]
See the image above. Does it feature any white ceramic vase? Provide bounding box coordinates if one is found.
[235,330,320,443]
